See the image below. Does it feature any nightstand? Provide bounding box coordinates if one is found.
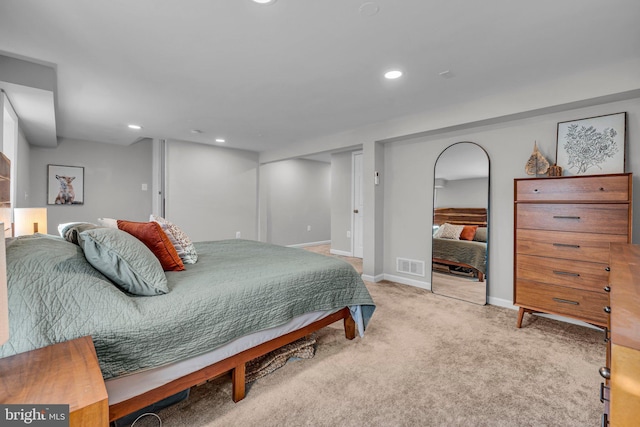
[0,336,108,426]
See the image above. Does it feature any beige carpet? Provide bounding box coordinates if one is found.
[131,247,605,427]
[431,271,486,305]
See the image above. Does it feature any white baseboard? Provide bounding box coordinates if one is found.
[487,296,514,309]
[381,274,432,291]
[287,240,331,248]
[361,273,385,283]
[488,297,601,330]
[330,248,353,257]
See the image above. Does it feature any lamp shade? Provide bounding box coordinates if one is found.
[13,208,48,236]
[0,222,8,345]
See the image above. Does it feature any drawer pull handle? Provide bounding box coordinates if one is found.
[603,286,611,292]
[604,267,610,272]
[552,243,580,249]
[601,413,608,427]
[604,306,611,314]
[533,189,539,193]
[553,270,580,277]
[552,297,579,305]
[553,215,581,220]
[599,367,611,380]
[600,187,605,191]
[600,383,610,403]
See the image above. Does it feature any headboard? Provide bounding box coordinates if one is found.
[433,208,487,227]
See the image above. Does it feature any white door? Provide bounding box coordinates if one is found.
[353,152,364,258]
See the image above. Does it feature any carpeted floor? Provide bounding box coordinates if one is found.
[131,246,605,427]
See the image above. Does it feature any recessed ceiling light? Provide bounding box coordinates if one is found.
[215,138,226,143]
[128,124,142,130]
[384,70,403,79]
[190,129,203,134]
[253,0,276,4]
[359,2,380,17]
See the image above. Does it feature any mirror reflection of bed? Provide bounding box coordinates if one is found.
[431,142,489,305]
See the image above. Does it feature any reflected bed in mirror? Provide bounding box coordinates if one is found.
[432,142,489,305]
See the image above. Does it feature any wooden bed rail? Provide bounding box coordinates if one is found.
[108,307,356,422]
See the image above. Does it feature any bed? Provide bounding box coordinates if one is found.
[432,208,487,282]
[1,230,375,422]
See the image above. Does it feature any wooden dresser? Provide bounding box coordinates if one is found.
[602,243,640,426]
[514,173,632,328]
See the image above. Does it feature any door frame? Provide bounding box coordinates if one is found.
[351,151,364,258]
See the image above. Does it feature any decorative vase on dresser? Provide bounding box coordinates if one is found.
[513,173,632,328]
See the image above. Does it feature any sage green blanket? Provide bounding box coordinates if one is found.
[1,235,374,379]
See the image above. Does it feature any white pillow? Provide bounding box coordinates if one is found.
[97,217,118,228]
[58,222,85,237]
[433,223,464,240]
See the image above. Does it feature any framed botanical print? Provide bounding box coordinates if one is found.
[47,164,84,205]
[556,112,626,176]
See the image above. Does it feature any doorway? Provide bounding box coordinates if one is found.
[352,151,363,258]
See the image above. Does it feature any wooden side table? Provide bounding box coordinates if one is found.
[0,336,108,426]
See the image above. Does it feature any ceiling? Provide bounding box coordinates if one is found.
[1,0,639,155]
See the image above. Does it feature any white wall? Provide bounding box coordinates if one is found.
[165,140,259,242]
[260,158,330,246]
[383,97,640,303]
[29,137,153,232]
[435,178,488,209]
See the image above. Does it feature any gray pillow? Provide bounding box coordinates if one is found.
[77,227,169,296]
[59,222,101,245]
[473,227,488,242]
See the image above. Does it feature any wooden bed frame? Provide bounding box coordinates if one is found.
[433,207,487,227]
[432,207,487,282]
[108,307,355,422]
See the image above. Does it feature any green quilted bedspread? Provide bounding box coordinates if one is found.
[1,235,374,379]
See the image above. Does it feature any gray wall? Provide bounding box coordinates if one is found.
[383,97,640,304]
[260,158,330,246]
[25,136,330,246]
[434,178,488,208]
[15,127,30,209]
[29,137,153,232]
[330,151,355,254]
[165,140,259,242]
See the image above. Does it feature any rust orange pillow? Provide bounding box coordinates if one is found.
[459,225,478,241]
[117,220,185,271]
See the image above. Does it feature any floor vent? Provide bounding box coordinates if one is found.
[396,258,425,277]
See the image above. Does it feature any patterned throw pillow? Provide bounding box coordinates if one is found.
[433,223,464,240]
[150,214,198,264]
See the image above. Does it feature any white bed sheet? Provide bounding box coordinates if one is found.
[106,308,342,405]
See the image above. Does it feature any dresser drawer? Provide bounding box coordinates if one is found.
[516,203,629,234]
[515,174,630,202]
[515,279,609,325]
[516,254,608,292]
[516,229,628,263]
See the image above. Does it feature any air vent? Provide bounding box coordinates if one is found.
[396,258,425,277]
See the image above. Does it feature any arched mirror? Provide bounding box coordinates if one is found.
[431,142,489,305]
